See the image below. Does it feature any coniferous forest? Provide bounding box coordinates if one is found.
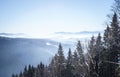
[12,0,120,77]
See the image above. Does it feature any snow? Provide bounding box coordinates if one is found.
[46,42,58,48]
[46,42,52,46]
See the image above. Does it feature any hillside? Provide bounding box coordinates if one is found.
[0,36,73,77]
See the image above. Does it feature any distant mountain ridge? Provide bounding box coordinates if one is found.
[55,31,103,35]
[0,33,28,38]
[0,31,103,38]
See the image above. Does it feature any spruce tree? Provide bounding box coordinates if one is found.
[19,72,23,77]
[95,33,103,77]
[98,24,111,77]
[87,36,97,77]
[23,65,28,77]
[65,48,73,77]
[38,62,44,77]
[76,41,86,77]
[101,13,120,77]
[49,54,59,77]
[57,43,66,77]
[72,50,80,77]
[108,13,120,77]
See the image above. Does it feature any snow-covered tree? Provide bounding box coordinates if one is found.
[76,41,87,77]
[100,13,120,77]
[72,50,81,77]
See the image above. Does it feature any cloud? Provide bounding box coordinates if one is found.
[48,31,104,43]
[55,31,103,35]
[0,33,30,38]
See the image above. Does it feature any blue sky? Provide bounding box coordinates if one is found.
[0,0,113,38]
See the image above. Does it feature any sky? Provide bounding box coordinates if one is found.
[0,0,113,38]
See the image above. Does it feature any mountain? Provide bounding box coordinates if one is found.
[0,36,74,77]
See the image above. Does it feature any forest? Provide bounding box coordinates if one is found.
[11,0,120,77]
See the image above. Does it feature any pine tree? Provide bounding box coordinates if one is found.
[27,65,35,77]
[19,72,23,77]
[108,13,120,77]
[103,25,111,47]
[37,62,44,77]
[57,43,66,64]
[94,33,103,77]
[28,65,32,77]
[49,54,59,77]
[65,48,73,77]
[47,44,65,77]
[100,13,120,77]
[76,41,85,64]
[87,33,103,77]
[58,43,66,77]
[76,41,87,77]
[87,36,96,59]
[87,36,97,77]
[98,24,111,77]
[12,74,16,77]
[23,65,28,77]
[72,50,80,77]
